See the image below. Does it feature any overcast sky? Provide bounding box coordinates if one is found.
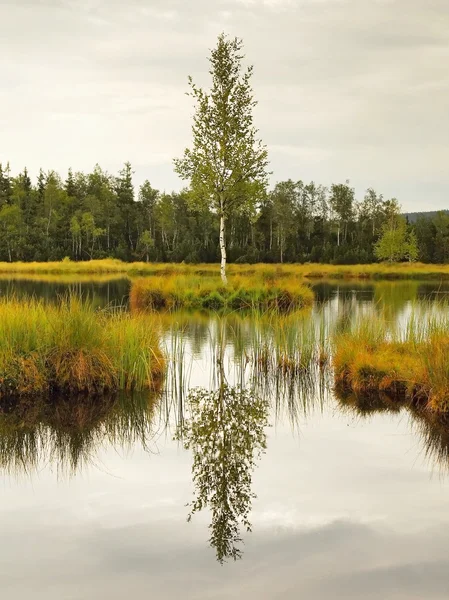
[1,0,448,210]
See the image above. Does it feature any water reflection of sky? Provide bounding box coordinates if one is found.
[1,278,449,598]
[2,405,449,599]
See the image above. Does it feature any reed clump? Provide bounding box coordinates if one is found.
[0,295,164,398]
[129,275,314,313]
[333,311,449,413]
[243,310,328,375]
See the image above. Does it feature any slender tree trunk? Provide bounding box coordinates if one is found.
[219,213,227,284]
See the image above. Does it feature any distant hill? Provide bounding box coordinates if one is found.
[404,210,449,224]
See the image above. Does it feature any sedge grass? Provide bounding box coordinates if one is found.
[0,272,126,284]
[333,307,449,413]
[156,309,330,432]
[2,258,449,280]
[129,275,314,313]
[0,295,165,398]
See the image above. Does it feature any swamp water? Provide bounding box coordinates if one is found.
[1,277,449,599]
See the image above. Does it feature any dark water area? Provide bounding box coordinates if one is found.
[2,277,449,599]
[0,275,131,307]
[2,274,449,309]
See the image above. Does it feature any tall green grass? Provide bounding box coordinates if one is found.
[0,295,165,398]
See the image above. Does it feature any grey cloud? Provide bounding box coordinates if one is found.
[0,0,448,208]
[2,517,449,599]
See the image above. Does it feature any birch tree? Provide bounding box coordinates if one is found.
[174,34,269,282]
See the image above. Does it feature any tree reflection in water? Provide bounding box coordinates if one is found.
[177,383,269,563]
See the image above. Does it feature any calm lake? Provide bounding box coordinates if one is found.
[1,277,449,599]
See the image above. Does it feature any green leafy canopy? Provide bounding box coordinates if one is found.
[173,33,269,219]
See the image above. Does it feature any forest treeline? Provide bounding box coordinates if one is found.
[0,162,447,264]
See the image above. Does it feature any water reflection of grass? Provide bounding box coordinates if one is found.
[160,309,328,369]
[334,387,405,417]
[410,408,449,472]
[333,386,449,473]
[158,310,332,432]
[0,391,160,475]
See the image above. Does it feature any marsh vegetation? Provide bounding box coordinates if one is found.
[4,258,449,279]
[333,307,449,412]
[2,276,449,566]
[0,295,164,398]
[130,274,314,312]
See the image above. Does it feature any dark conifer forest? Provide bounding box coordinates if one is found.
[0,162,447,264]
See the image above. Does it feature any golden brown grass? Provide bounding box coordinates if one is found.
[0,295,165,398]
[0,272,126,284]
[129,274,314,312]
[333,312,449,413]
[1,259,449,280]
[0,258,128,275]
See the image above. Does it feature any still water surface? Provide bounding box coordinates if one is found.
[1,277,449,599]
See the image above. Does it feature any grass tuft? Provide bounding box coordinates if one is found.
[129,275,314,313]
[333,308,449,413]
[0,295,164,398]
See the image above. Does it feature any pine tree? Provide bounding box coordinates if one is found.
[0,162,12,207]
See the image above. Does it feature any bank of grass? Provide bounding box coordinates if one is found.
[0,272,126,284]
[0,295,164,398]
[129,275,314,312]
[333,310,449,413]
[0,258,129,275]
[2,259,449,280]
